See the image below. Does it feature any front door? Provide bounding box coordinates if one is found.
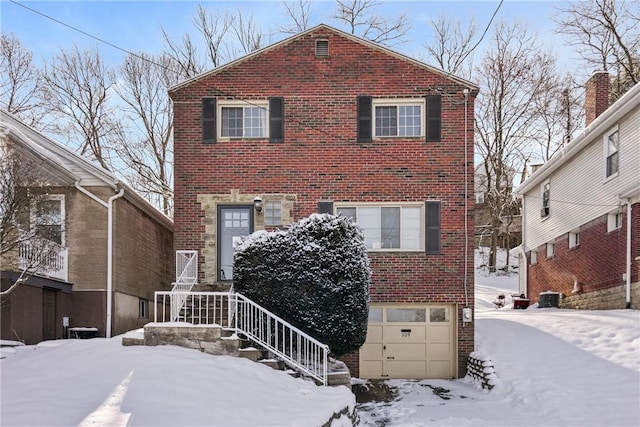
[217,206,253,281]
[42,289,56,340]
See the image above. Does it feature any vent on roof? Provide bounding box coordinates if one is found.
[315,39,329,57]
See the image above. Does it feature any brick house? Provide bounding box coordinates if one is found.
[1,110,174,344]
[516,74,640,309]
[170,24,477,379]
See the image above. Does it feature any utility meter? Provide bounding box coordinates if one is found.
[462,307,473,323]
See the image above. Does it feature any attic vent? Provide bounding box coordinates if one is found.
[315,39,329,57]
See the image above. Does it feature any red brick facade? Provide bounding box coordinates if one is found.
[170,26,476,378]
[528,204,640,307]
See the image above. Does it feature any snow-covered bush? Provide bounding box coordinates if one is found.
[233,214,371,357]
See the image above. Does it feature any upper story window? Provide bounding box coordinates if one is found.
[264,201,282,226]
[374,99,424,137]
[220,101,268,138]
[541,181,550,218]
[202,97,283,144]
[336,204,423,251]
[605,128,619,178]
[32,195,65,245]
[357,95,441,143]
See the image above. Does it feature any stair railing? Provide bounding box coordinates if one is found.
[231,293,329,386]
[170,251,198,321]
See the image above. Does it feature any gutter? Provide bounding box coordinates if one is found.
[75,181,125,337]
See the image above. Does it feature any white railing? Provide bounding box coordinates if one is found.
[169,251,198,321]
[154,290,329,385]
[18,239,68,282]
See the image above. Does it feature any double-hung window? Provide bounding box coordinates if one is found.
[605,128,619,178]
[373,99,424,138]
[220,101,268,138]
[32,195,65,245]
[336,204,422,250]
[541,181,550,218]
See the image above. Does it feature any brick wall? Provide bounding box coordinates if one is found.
[585,71,610,127]
[527,203,639,308]
[171,27,475,378]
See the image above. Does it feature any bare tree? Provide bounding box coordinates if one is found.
[425,16,478,78]
[42,46,119,171]
[194,5,234,68]
[475,21,559,272]
[332,0,411,46]
[0,33,47,127]
[161,28,205,79]
[554,0,640,99]
[230,10,264,56]
[116,53,179,216]
[0,141,62,279]
[279,0,315,34]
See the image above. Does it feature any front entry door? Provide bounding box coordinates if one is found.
[42,289,57,340]
[218,206,253,281]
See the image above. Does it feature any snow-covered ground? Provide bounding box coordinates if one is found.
[1,248,639,426]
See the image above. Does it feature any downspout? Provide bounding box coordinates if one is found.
[75,182,124,337]
[624,199,632,309]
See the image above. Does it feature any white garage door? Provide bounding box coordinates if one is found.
[360,304,456,379]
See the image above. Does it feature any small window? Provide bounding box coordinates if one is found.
[569,231,580,248]
[530,250,538,265]
[546,241,555,258]
[368,308,382,323]
[373,99,424,138]
[607,211,622,232]
[264,201,282,226]
[475,192,485,204]
[605,128,619,178]
[429,307,449,322]
[541,181,550,218]
[139,298,148,319]
[387,308,426,322]
[315,39,329,57]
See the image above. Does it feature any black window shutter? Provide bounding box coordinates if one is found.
[426,95,441,142]
[425,201,441,255]
[357,96,372,143]
[318,201,334,214]
[202,98,217,144]
[269,97,284,143]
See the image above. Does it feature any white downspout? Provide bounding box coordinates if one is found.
[625,200,631,309]
[75,182,124,337]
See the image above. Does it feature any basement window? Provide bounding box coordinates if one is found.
[139,298,148,319]
[315,39,329,57]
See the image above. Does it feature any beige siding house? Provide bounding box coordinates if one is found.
[1,110,173,344]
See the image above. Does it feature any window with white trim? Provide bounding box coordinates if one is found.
[373,99,424,137]
[530,250,537,265]
[32,195,65,245]
[219,100,268,138]
[541,181,550,218]
[604,128,619,178]
[546,241,555,258]
[337,204,422,250]
[569,230,580,248]
[264,201,282,226]
[607,211,622,232]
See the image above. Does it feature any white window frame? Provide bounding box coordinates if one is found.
[475,192,485,204]
[335,202,424,251]
[546,241,555,258]
[264,201,282,226]
[217,100,268,140]
[603,126,619,179]
[607,211,622,232]
[540,180,550,219]
[372,98,425,138]
[530,250,538,265]
[568,230,580,248]
[30,194,65,246]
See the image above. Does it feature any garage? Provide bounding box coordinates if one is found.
[360,304,457,379]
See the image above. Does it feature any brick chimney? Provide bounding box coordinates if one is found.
[585,71,610,127]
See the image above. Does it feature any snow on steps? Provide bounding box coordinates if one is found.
[121,324,351,388]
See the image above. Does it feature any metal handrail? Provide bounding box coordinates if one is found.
[153,290,329,385]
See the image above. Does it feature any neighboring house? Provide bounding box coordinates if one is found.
[516,73,640,309]
[474,162,521,249]
[169,24,477,379]
[0,110,173,344]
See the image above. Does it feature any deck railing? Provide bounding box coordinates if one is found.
[154,290,329,385]
[18,239,68,282]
